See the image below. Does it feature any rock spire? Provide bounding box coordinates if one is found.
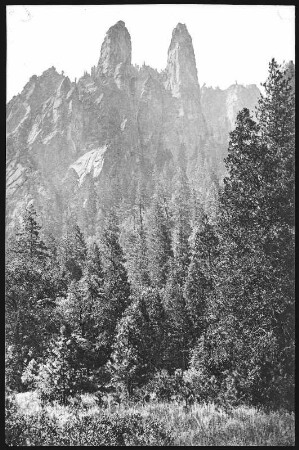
[97,20,132,77]
[165,23,199,98]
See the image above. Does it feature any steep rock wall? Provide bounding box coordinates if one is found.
[6,20,262,236]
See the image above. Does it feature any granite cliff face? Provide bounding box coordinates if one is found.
[6,20,261,236]
[165,23,201,99]
[163,23,207,163]
[201,83,260,140]
[97,20,132,79]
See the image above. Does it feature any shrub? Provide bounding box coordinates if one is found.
[5,393,24,446]
[61,413,173,446]
[5,402,173,447]
[20,329,98,405]
[142,369,196,405]
[183,367,220,403]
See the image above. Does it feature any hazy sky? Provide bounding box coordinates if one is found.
[7,5,295,102]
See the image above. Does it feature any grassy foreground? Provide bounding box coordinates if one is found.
[6,392,295,446]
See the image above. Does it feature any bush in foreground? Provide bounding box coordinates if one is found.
[5,394,173,446]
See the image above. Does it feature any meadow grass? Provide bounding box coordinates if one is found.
[9,392,295,446]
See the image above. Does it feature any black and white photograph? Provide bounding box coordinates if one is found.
[6,4,295,446]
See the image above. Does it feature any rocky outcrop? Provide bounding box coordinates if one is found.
[165,23,199,98]
[201,83,260,143]
[97,20,132,81]
[162,23,207,165]
[137,74,163,159]
[6,20,263,237]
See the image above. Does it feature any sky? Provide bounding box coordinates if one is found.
[7,5,295,102]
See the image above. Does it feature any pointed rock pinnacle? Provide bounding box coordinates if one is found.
[97,20,132,77]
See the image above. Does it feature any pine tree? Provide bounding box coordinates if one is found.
[59,213,87,282]
[190,189,205,229]
[98,208,131,361]
[101,208,131,308]
[204,169,219,224]
[9,202,49,260]
[57,244,104,339]
[83,242,105,303]
[146,182,173,289]
[171,162,192,287]
[122,218,150,294]
[109,288,166,396]
[54,242,108,380]
[6,203,56,390]
[42,232,68,298]
[29,327,77,405]
[211,108,274,406]
[184,214,218,338]
[77,242,107,376]
[121,179,151,293]
[219,108,265,251]
[77,242,106,344]
[108,311,140,398]
[255,59,295,408]
[209,60,295,409]
[257,59,295,149]
[162,268,193,372]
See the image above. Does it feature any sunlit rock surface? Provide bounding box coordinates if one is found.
[6,20,263,236]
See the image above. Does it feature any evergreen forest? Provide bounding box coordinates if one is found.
[6,59,295,446]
